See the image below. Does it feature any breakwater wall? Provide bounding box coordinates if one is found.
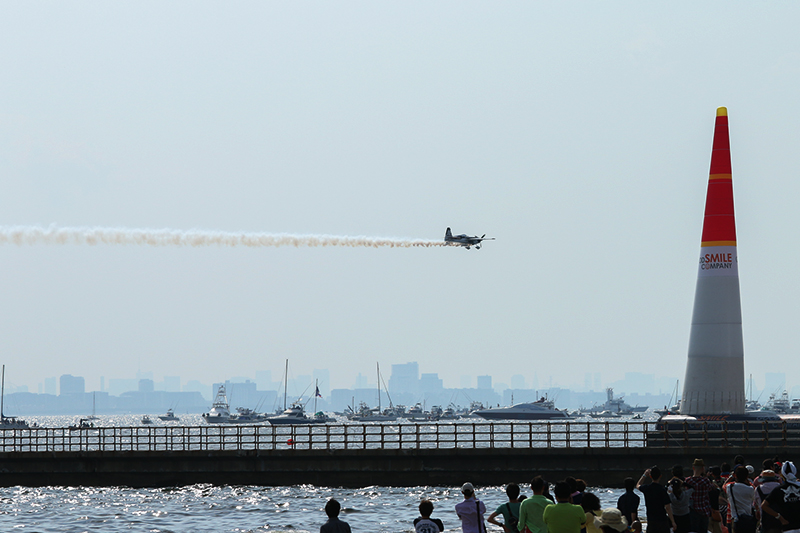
[2,446,798,488]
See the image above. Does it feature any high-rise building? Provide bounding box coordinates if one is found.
[388,362,419,395]
[162,376,180,392]
[477,375,492,390]
[59,374,85,395]
[420,373,443,393]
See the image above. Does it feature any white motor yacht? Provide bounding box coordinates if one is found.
[158,408,180,422]
[268,402,325,425]
[475,397,570,421]
[202,385,232,424]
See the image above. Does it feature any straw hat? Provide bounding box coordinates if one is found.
[594,508,629,532]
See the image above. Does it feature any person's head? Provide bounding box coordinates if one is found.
[734,455,745,467]
[734,465,749,483]
[624,477,635,492]
[692,458,705,475]
[506,483,520,501]
[650,466,662,482]
[553,481,572,502]
[461,482,475,499]
[594,508,629,533]
[419,500,434,518]
[565,477,578,493]
[781,461,798,483]
[325,499,341,519]
[763,458,776,471]
[721,462,731,475]
[531,476,546,495]
[669,478,683,497]
[581,492,601,513]
[576,479,587,493]
[760,469,778,482]
[709,465,721,480]
[672,464,684,478]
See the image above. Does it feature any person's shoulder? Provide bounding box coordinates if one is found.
[434,518,444,531]
[766,486,784,498]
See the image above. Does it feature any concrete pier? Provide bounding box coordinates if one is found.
[2,446,796,488]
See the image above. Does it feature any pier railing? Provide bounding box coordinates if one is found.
[0,421,648,453]
[1,421,799,453]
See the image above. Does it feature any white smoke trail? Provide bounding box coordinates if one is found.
[0,225,449,249]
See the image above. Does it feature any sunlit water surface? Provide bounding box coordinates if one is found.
[0,484,629,533]
[0,415,648,531]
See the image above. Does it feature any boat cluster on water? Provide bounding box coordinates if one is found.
[571,388,649,419]
[200,384,335,425]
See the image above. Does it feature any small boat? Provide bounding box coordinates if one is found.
[588,410,622,419]
[268,402,325,425]
[141,415,153,424]
[405,403,428,420]
[313,411,336,423]
[158,408,180,422]
[581,388,642,416]
[456,401,487,418]
[202,385,232,424]
[230,407,268,424]
[429,405,459,421]
[346,401,397,422]
[346,363,398,422]
[68,418,94,430]
[632,413,643,420]
[440,405,459,420]
[475,396,571,421]
[0,365,33,430]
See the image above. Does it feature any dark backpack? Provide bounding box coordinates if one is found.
[505,502,520,533]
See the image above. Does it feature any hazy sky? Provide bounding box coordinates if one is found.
[2,2,799,394]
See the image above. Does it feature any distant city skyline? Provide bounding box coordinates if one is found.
[7,362,795,406]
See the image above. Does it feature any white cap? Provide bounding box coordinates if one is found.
[461,482,475,493]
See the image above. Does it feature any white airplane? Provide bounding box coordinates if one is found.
[444,227,495,250]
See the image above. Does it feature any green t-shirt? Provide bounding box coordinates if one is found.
[519,495,552,533]
[542,502,586,533]
[495,501,522,532]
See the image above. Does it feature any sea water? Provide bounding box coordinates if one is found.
[0,415,639,532]
[0,484,629,532]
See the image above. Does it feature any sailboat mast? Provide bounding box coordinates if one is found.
[283,359,288,410]
[314,379,318,413]
[1,365,4,420]
[376,362,380,411]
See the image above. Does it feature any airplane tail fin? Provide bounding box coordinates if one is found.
[445,227,452,241]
